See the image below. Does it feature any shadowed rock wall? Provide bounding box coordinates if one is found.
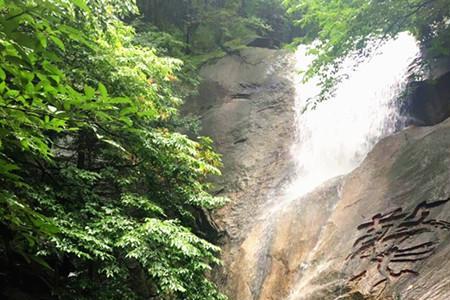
[401,71,450,126]
[183,47,299,297]
[216,116,450,300]
[186,47,450,300]
[184,47,297,241]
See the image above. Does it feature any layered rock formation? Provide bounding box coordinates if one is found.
[183,46,299,296]
[184,47,297,241]
[187,47,450,299]
[223,113,450,300]
[283,117,450,300]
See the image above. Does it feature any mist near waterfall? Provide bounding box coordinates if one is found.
[284,33,420,200]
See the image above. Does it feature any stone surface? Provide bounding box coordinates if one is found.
[401,71,450,126]
[229,118,450,300]
[186,47,450,300]
[183,47,297,241]
[183,47,299,297]
[227,176,346,300]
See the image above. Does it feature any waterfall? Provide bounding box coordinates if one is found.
[285,32,420,200]
[226,33,423,300]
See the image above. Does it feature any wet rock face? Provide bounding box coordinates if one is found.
[247,37,281,49]
[184,47,297,241]
[401,71,450,126]
[186,47,450,300]
[241,118,450,300]
[227,176,346,300]
[341,120,450,300]
[183,47,299,297]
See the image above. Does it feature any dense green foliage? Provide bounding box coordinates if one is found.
[4,0,448,298]
[0,0,228,299]
[135,0,299,60]
[284,0,450,102]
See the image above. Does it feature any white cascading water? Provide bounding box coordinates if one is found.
[236,34,422,299]
[285,33,420,200]
[279,32,421,300]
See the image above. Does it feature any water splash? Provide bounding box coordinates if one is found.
[285,33,420,199]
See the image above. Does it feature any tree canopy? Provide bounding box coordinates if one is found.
[284,0,450,102]
[0,0,227,299]
[1,0,450,299]
[135,0,299,58]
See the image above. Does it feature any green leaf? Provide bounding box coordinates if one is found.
[102,139,128,153]
[42,61,62,76]
[72,0,91,12]
[98,82,108,97]
[37,32,48,48]
[31,255,53,271]
[50,35,65,51]
[84,85,95,98]
[25,82,34,94]
[0,67,5,81]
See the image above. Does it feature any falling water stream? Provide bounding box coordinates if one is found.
[285,32,420,201]
[231,33,423,300]
[281,33,421,299]
[250,33,420,297]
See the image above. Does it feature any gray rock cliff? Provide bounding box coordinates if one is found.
[185,47,450,300]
